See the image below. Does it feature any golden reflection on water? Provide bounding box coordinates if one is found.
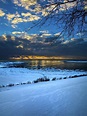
[26,60,87,70]
[28,60,64,67]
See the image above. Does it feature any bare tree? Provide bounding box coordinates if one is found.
[28,0,87,37]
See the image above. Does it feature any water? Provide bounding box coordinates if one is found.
[0,59,87,70]
[0,60,87,86]
[26,60,87,70]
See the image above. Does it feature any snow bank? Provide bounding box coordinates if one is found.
[0,77,87,116]
[0,67,87,86]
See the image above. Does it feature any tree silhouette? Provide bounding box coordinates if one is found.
[28,0,87,37]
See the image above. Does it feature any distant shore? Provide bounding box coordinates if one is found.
[9,55,87,60]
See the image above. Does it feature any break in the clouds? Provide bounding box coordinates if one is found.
[0,34,87,59]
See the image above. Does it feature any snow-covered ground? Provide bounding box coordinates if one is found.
[0,76,87,116]
[0,61,87,116]
[0,67,87,86]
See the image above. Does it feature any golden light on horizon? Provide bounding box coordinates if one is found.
[10,55,74,60]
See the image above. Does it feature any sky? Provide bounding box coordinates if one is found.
[0,0,87,59]
[0,0,59,35]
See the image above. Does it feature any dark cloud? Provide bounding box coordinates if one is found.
[0,35,87,59]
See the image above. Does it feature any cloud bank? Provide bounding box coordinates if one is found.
[0,34,87,59]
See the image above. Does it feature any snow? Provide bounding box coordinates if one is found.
[0,67,87,86]
[0,61,24,68]
[0,61,87,115]
[0,76,87,116]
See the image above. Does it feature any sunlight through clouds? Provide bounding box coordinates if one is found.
[12,31,24,35]
[4,0,78,30]
[0,0,86,39]
[11,17,23,24]
[0,9,5,17]
[6,14,15,21]
[6,11,40,27]
[2,34,7,41]
[21,12,31,17]
[0,0,86,59]
[13,0,37,10]
[16,44,24,48]
[11,15,40,24]
[12,31,34,40]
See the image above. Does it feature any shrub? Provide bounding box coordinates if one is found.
[21,82,26,85]
[7,84,14,87]
[33,77,50,83]
[44,77,50,81]
[63,77,67,79]
[80,74,87,77]
[33,80,38,83]
[2,85,5,87]
[58,77,62,80]
[0,85,2,88]
[69,76,72,78]
[73,75,78,78]
[27,81,31,84]
[16,83,20,85]
[52,77,57,81]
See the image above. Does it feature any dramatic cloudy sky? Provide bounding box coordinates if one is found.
[0,0,87,59]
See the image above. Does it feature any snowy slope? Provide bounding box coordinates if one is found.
[0,76,87,116]
[0,67,87,86]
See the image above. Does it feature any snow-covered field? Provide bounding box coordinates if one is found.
[0,76,87,116]
[0,67,87,86]
[0,61,87,116]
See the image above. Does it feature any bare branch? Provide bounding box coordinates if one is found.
[26,0,87,38]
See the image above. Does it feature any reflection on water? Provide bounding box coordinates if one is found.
[0,59,87,71]
[25,60,87,70]
[29,60,64,67]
